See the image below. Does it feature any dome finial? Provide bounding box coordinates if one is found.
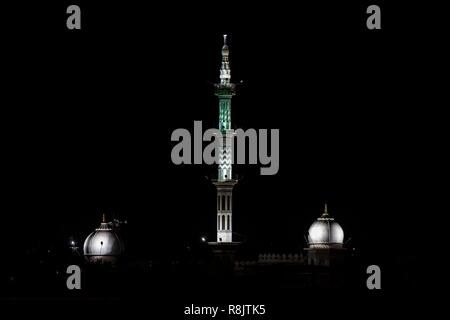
[323,203,329,217]
[102,213,106,223]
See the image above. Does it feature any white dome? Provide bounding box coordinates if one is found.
[84,216,124,260]
[308,204,344,248]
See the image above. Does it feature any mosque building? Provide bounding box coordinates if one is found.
[79,35,351,273]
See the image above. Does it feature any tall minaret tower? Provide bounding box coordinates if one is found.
[213,34,238,243]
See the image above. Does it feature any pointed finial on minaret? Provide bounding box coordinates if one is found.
[223,34,227,45]
[102,213,106,223]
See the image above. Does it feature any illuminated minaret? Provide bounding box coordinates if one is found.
[213,34,238,243]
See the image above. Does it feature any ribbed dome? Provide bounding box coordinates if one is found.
[83,215,124,260]
[308,204,344,248]
[222,45,229,56]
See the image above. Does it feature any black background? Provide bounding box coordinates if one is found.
[1,0,444,314]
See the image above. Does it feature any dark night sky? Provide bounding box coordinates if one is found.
[1,1,444,268]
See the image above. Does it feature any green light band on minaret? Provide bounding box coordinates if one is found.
[219,97,232,133]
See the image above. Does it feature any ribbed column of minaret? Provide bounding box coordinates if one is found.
[213,34,237,243]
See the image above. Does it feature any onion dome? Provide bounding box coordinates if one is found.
[307,204,344,248]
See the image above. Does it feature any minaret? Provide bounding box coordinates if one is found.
[213,34,238,243]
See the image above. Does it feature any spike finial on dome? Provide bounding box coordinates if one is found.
[322,203,329,217]
[102,213,106,223]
